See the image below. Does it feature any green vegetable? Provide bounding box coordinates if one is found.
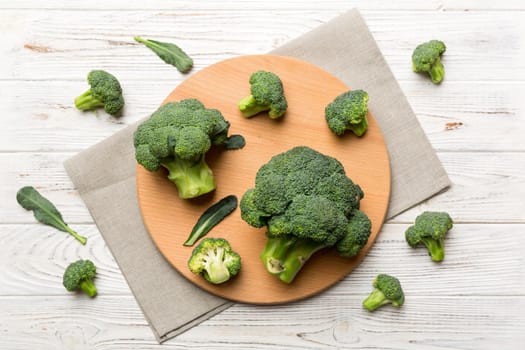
[412,40,446,84]
[134,36,193,73]
[238,70,288,119]
[223,134,246,150]
[134,98,234,199]
[188,238,241,284]
[184,195,238,246]
[239,146,371,283]
[74,70,124,115]
[63,259,97,297]
[325,90,369,137]
[16,186,87,245]
[405,211,453,262]
[363,274,405,311]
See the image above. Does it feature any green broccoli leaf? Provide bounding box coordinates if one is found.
[134,36,193,73]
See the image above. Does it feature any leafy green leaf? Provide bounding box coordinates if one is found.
[134,36,193,73]
[184,195,238,246]
[223,134,246,150]
[16,186,87,245]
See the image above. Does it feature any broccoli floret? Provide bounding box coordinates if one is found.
[187,238,241,284]
[134,99,234,199]
[325,90,369,136]
[239,146,370,283]
[412,40,446,84]
[363,274,405,311]
[238,70,288,119]
[63,259,97,297]
[74,70,124,115]
[405,211,453,262]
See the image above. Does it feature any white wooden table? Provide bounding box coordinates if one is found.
[1,1,524,349]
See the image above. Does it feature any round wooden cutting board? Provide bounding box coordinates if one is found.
[136,55,391,304]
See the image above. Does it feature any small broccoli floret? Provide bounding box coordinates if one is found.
[325,90,369,137]
[412,40,446,84]
[134,99,234,199]
[405,211,453,262]
[363,274,404,311]
[63,259,97,297]
[74,70,124,115]
[187,238,241,284]
[238,70,288,119]
[240,146,370,283]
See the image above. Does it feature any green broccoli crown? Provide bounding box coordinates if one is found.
[412,40,446,84]
[74,70,124,115]
[133,99,232,198]
[188,238,241,284]
[239,146,369,283]
[238,70,288,119]
[62,259,97,297]
[325,90,369,136]
[405,211,453,262]
[335,209,372,257]
[363,274,405,311]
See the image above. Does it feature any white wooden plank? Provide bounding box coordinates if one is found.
[1,80,523,152]
[1,10,524,81]
[0,223,522,297]
[2,152,524,223]
[0,294,522,349]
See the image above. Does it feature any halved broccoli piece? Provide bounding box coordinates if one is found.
[63,259,97,297]
[239,146,371,283]
[187,238,241,284]
[405,211,453,262]
[325,90,369,136]
[74,70,124,115]
[134,98,234,199]
[412,40,446,84]
[238,70,288,119]
[363,274,405,311]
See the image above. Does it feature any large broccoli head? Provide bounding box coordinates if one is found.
[412,40,446,84]
[325,90,369,137]
[187,238,241,284]
[133,98,232,199]
[405,211,453,262]
[74,70,125,115]
[238,70,288,119]
[240,146,371,283]
[63,259,97,297]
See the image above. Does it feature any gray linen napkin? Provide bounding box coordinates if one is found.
[64,9,450,343]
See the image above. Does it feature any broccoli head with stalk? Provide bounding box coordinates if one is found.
[405,211,453,262]
[363,274,405,311]
[412,40,447,84]
[325,90,369,137]
[240,146,371,283]
[238,70,288,119]
[188,238,241,284]
[63,259,97,297]
[74,70,124,115]
[134,98,233,199]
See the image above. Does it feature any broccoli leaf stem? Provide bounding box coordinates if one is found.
[429,57,445,84]
[362,289,389,311]
[74,90,104,111]
[238,95,269,118]
[64,226,88,245]
[161,154,215,199]
[421,237,445,262]
[79,279,97,298]
[261,236,327,283]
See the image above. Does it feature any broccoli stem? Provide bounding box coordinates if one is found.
[429,57,445,84]
[238,95,269,118]
[261,236,327,283]
[421,238,445,262]
[74,90,104,111]
[64,226,87,245]
[161,155,215,199]
[79,279,97,298]
[204,256,231,284]
[362,289,389,311]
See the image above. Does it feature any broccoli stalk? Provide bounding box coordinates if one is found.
[362,274,405,312]
[74,70,124,115]
[238,70,288,119]
[238,95,273,117]
[428,56,445,84]
[161,154,215,199]
[74,90,105,111]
